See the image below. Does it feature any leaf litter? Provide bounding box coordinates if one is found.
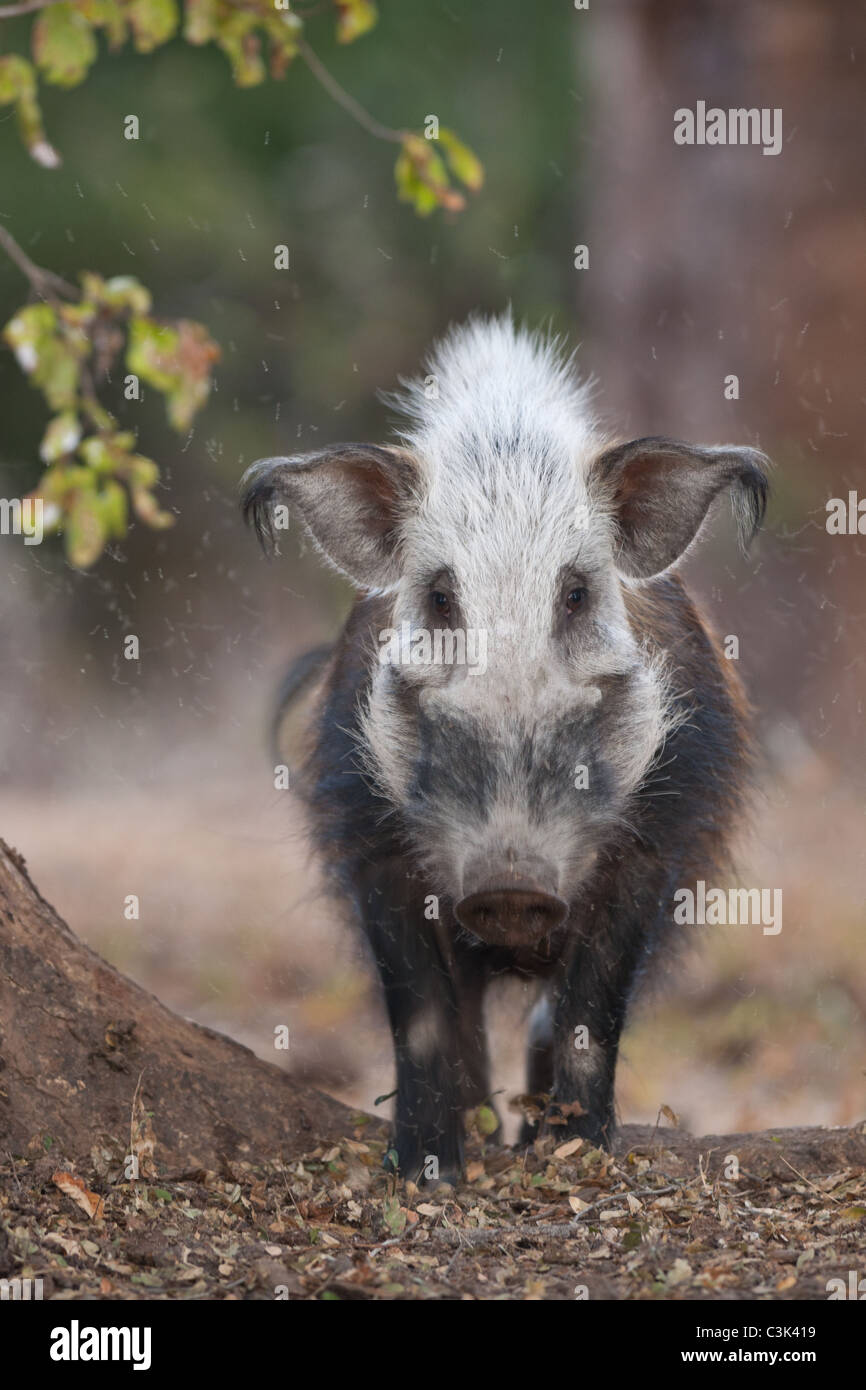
[2,1112,864,1301]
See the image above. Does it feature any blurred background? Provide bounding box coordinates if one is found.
[1,0,863,1138]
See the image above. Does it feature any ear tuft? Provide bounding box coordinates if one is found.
[240,444,421,589]
[728,449,770,552]
[594,436,770,579]
[241,457,288,555]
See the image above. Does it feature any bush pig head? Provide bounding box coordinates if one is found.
[243,318,767,947]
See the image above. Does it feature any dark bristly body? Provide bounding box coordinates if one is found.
[243,315,768,1182]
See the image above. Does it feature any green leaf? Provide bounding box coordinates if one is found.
[80,0,128,49]
[5,302,91,408]
[127,314,218,430]
[165,319,219,429]
[438,128,484,192]
[335,0,378,45]
[127,0,179,54]
[99,480,129,540]
[127,453,174,529]
[215,11,266,87]
[35,463,86,505]
[0,55,59,168]
[40,411,82,463]
[65,490,107,568]
[395,134,466,216]
[4,302,57,370]
[81,272,153,314]
[59,300,98,331]
[33,3,99,88]
[131,488,174,529]
[0,54,33,105]
[40,342,85,410]
[126,454,160,489]
[78,435,116,472]
[183,0,219,45]
[264,11,303,77]
[382,1195,407,1236]
[394,146,438,217]
[127,316,180,392]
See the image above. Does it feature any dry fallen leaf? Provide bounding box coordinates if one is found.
[43,1232,81,1257]
[5,1112,861,1302]
[554,1137,584,1159]
[666,1257,693,1287]
[52,1170,105,1221]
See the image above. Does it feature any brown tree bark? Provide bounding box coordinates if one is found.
[0,839,381,1172]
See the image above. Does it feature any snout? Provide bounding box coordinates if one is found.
[455,886,568,945]
[455,854,568,947]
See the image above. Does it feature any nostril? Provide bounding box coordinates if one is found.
[454,887,568,943]
[467,899,497,926]
[529,894,568,927]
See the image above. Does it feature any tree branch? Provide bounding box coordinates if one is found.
[298,39,406,144]
[0,0,64,16]
[0,222,76,300]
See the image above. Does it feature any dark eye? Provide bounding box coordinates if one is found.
[431,591,451,619]
[566,586,587,615]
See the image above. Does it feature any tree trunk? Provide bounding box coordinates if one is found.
[580,0,866,757]
[0,839,381,1172]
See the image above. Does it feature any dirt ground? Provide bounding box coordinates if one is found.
[1,742,863,1143]
[3,1119,864,1302]
[1,708,864,1303]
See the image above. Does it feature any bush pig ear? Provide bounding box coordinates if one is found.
[593,436,770,579]
[240,444,421,589]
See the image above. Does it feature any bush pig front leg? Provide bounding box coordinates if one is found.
[547,903,651,1151]
[360,870,466,1183]
[450,937,501,1142]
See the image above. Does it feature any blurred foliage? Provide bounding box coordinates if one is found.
[0,0,573,615]
[0,1,483,209]
[395,128,483,216]
[0,0,484,566]
[4,273,219,565]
